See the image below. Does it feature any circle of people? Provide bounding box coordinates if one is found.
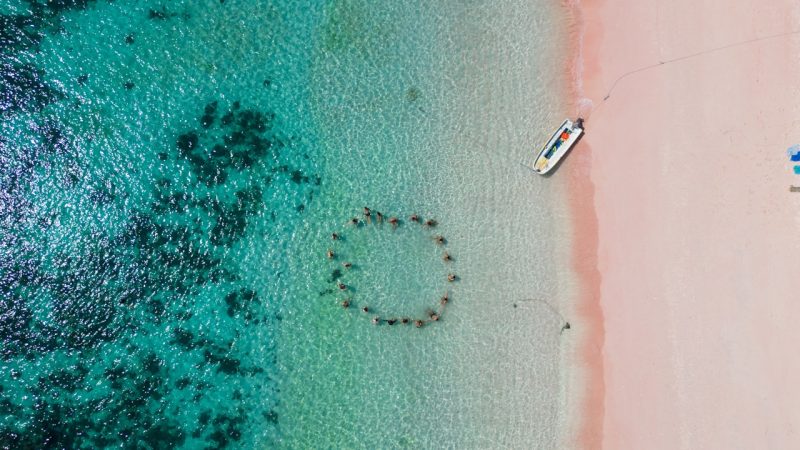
[326,207,457,328]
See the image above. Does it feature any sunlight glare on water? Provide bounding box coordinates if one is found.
[0,0,572,448]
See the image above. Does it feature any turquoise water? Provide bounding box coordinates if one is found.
[1,0,571,448]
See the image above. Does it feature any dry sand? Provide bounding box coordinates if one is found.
[568,0,800,448]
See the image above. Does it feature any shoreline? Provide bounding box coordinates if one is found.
[561,0,605,448]
[573,0,800,448]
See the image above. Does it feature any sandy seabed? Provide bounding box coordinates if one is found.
[565,0,800,448]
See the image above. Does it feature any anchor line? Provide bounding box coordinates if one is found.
[599,28,800,105]
[514,298,570,333]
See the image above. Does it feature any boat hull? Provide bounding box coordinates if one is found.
[533,119,583,174]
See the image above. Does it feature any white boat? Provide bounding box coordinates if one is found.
[533,118,584,174]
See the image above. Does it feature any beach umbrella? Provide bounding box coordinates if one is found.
[787,144,800,162]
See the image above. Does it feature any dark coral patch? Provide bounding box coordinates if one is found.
[34,0,96,15]
[0,58,62,114]
[208,413,245,447]
[224,288,259,318]
[263,410,278,424]
[0,14,43,52]
[176,131,198,155]
[39,365,89,392]
[220,111,234,126]
[148,7,168,20]
[205,350,241,375]
[0,97,310,448]
[329,269,342,282]
[0,295,33,360]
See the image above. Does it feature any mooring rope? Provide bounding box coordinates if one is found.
[599,27,800,104]
[513,298,571,334]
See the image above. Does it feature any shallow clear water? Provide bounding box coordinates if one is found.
[0,0,572,448]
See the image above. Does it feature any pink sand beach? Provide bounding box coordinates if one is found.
[567,0,800,448]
